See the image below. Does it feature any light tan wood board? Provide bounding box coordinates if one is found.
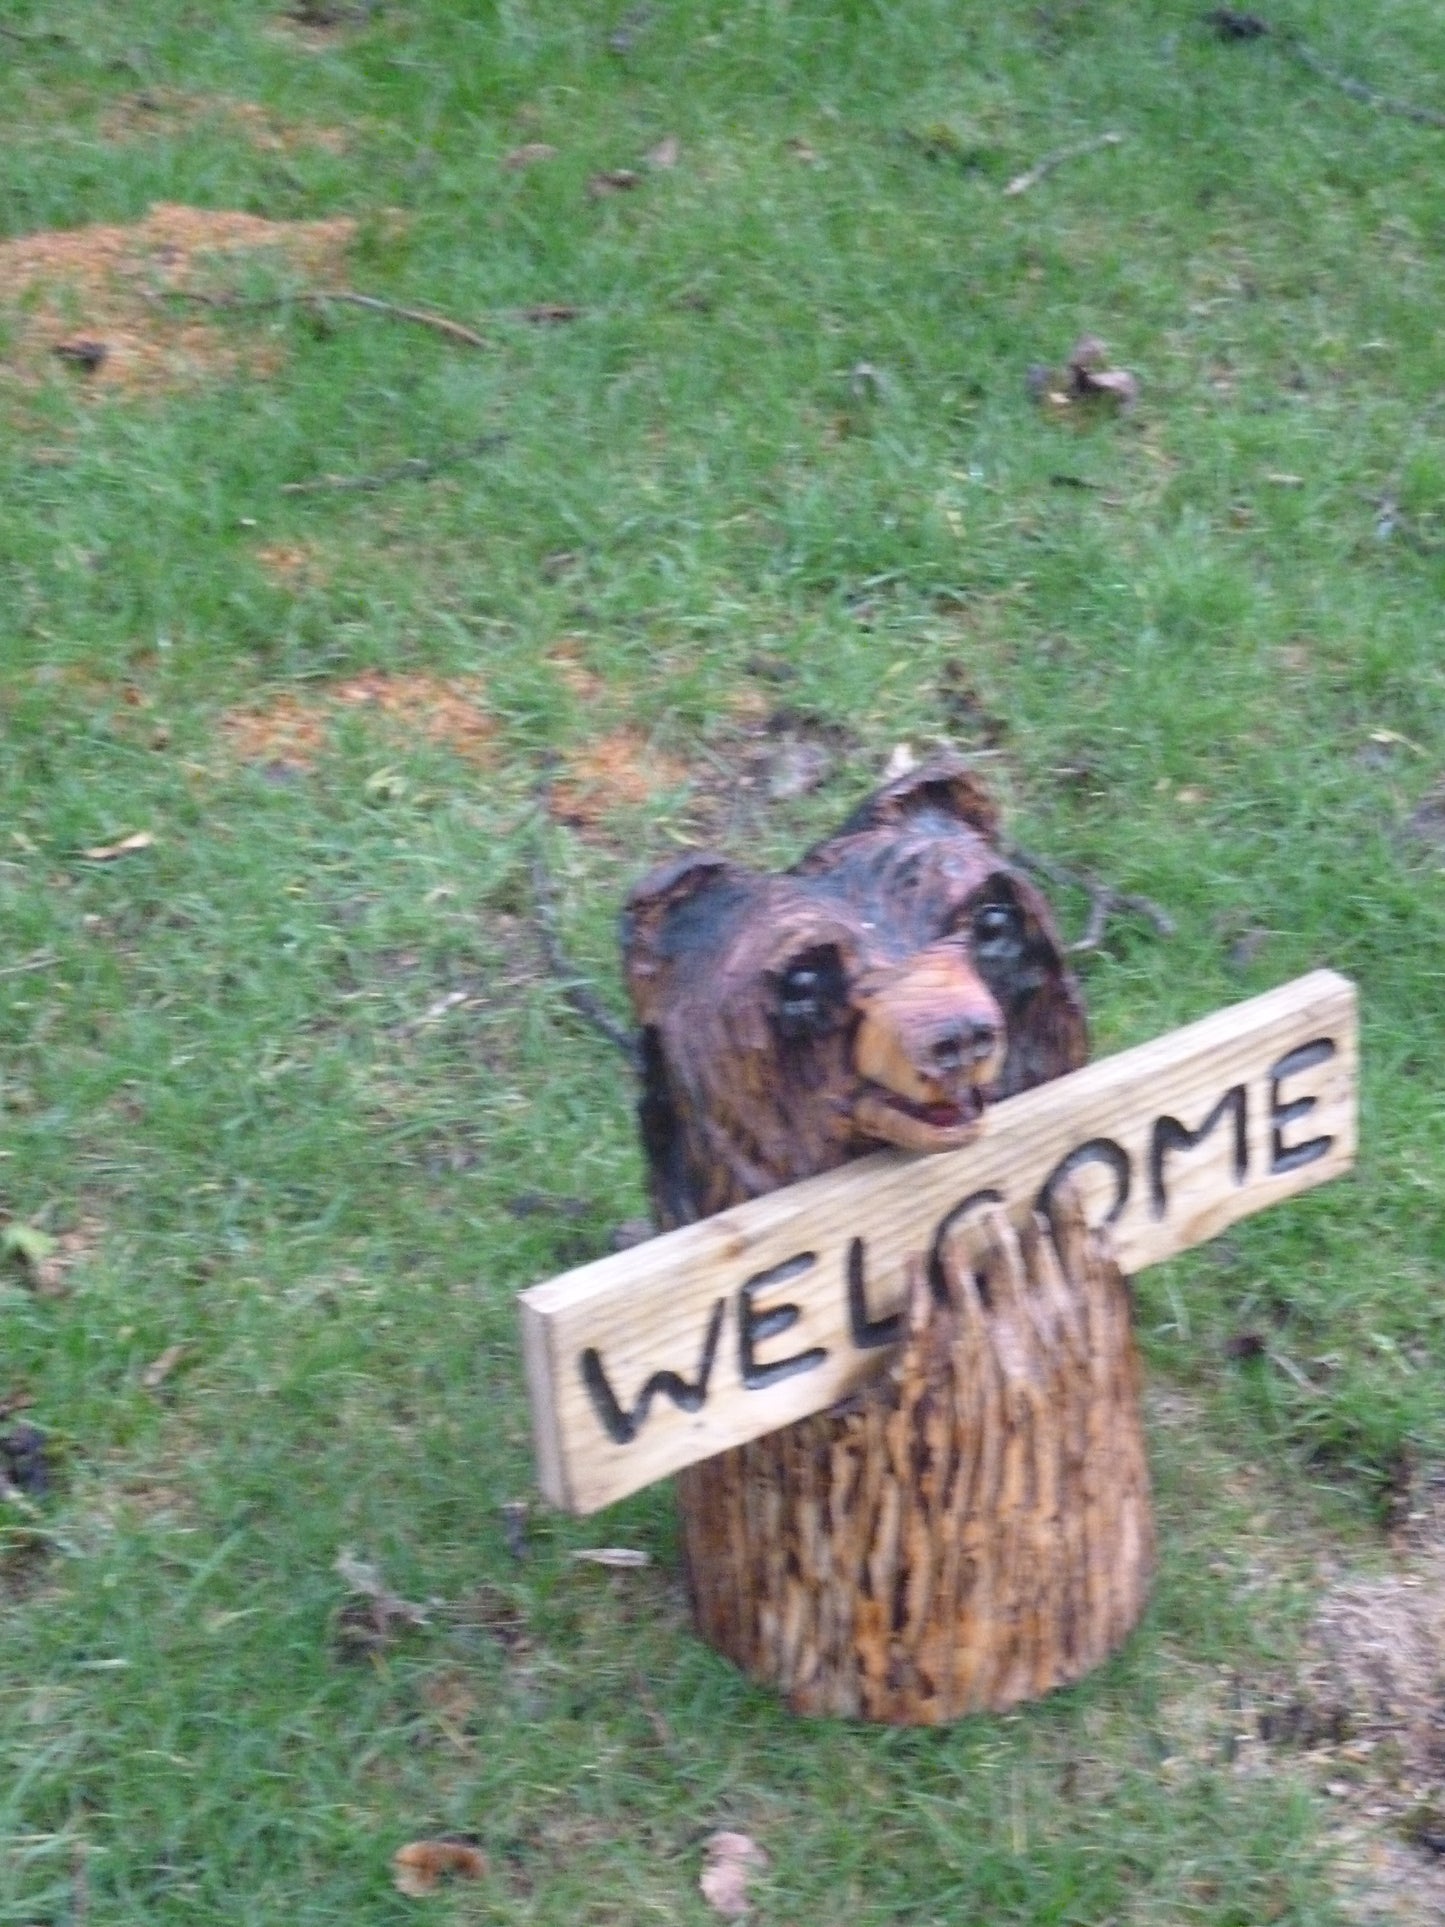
[520,970,1357,1514]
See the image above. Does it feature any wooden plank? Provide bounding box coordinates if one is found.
[519,970,1357,1514]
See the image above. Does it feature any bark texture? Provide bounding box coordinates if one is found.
[677,1188,1153,1722]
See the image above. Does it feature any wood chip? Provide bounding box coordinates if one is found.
[392,1840,488,1897]
[80,831,154,861]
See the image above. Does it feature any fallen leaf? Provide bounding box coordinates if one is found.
[700,1831,768,1919]
[1,1224,57,1271]
[333,1550,432,1657]
[392,1839,487,1897]
[0,1422,52,1500]
[570,1547,651,1568]
[766,735,833,801]
[588,168,641,198]
[645,133,680,169]
[1026,335,1140,411]
[503,141,557,170]
[52,338,109,372]
[1207,7,1271,38]
[141,1343,191,1391]
[80,831,154,862]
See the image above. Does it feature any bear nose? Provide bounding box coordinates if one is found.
[927,1021,998,1076]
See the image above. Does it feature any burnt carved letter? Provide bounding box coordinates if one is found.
[848,1237,902,1350]
[1037,1139,1131,1237]
[582,1298,726,1445]
[1150,1084,1248,1219]
[739,1254,827,1390]
[1270,1038,1336,1174]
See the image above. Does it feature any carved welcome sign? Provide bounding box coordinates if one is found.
[520,971,1357,1515]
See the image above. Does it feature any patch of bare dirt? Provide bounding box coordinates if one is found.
[0,202,355,394]
[254,540,325,587]
[547,729,690,828]
[1404,780,1445,859]
[98,90,350,155]
[1251,1478,1445,1923]
[545,639,606,702]
[220,672,495,774]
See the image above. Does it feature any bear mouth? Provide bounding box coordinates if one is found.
[852,1082,989,1153]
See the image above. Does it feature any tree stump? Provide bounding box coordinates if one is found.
[676,1187,1153,1722]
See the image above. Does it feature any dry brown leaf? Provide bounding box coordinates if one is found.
[80,831,154,861]
[765,735,832,801]
[588,168,641,198]
[1064,335,1138,407]
[392,1839,488,1897]
[52,338,110,372]
[503,141,557,170]
[141,1343,191,1391]
[700,1832,768,1919]
[645,133,681,169]
[333,1550,432,1658]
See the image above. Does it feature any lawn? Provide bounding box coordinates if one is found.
[1,0,1443,1920]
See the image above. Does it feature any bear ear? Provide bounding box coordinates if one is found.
[621,852,755,1015]
[825,753,1001,844]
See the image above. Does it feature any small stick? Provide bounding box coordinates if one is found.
[0,950,58,979]
[1009,847,1177,953]
[0,23,72,44]
[1288,40,1445,129]
[159,287,490,350]
[1208,14,1445,131]
[530,830,642,1073]
[1004,131,1123,197]
[280,431,507,494]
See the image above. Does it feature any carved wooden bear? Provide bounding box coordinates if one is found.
[623,756,1088,1229]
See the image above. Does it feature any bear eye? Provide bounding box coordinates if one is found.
[972,899,1024,959]
[776,948,844,1039]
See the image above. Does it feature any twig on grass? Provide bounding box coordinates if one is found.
[1287,39,1445,129]
[280,431,508,495]
[0,951,58,980]
[1003,131,1123,197]
[1008,848,1177,954]
[1207,12,1445,130]
[530,822,642,1073]
[0,22,73,45]
[159,287,490,351]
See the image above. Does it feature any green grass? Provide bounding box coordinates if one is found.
[2,0,1443,1919]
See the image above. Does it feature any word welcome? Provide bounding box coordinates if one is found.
[520,972,1356,1513]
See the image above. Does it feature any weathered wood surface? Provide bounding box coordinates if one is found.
[521,970,1356,1514]
[680,1188,1153,1720]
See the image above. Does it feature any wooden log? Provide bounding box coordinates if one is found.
[677,1186,1153,1721]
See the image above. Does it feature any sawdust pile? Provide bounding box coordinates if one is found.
[98,90,350,156]
[0,202,355,394]
[547,728,690,828]
[221,672,495,773]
